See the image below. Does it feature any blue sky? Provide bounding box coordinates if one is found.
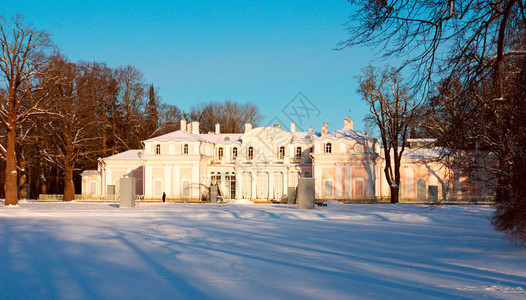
[4,0,378,133]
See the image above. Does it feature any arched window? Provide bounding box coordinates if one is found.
[232,147,238,159]
[278,146,285,160]
[295,147,302,158]
[325,143,332,154]
[183,144,188,154]
[218,147,224,159]
[155,144,161,155]
[417,179,427,202]
[247,147,254,160]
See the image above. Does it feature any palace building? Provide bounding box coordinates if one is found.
[81,117,493,203]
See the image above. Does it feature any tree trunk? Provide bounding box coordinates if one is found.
[63,162,75,202]
[18,156,27,200]
[39,152,47,195]
[390,186,399,204]
[40,179,47,195]
[5,127,18,206]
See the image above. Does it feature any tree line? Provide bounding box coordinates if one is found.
[345,1,526,243]
[0,15,262,204]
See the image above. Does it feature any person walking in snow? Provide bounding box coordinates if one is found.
[162,192,166,203]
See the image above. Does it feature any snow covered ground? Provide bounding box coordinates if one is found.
[0,201,525,299]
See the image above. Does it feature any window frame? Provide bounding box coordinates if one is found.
[278,146,285,160]
[325,143,332,154]
[295,146,302,158]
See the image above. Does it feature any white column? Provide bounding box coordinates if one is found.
[405,168,414,198]
[314,164,322,199]
[144,165,151,196]
[235,170,242,199]
[164,164,172,196]
[345,166,352,198]
[173,166,180,197]
[335,166,342,199]
[284,170,288,190]
[251,172,257,199]
[101,167,106,196]
[366,163,375,198]
[220,172,226,198]
[268,172,274,199]
[106,169,112,187]
[192,163,199,199]
[375,163,381,199]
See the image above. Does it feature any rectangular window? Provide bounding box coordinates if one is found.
[324,180,333,197]
[89,182,97,195]
[278,147,285,160]
[295,147,302,158]
[429,185,439,202]
[210,172,220,186]
[154,180,163,196]
[182,181,190,197]
[354,179,364,197]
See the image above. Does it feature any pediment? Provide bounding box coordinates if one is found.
[241,126,293,145]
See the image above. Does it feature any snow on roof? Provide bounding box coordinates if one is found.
[314,127,372,141]
[403,147,445,159]
[379,147,447,160]
[406,138,438,143]
[142,127,369,145]
[143,130,209,143]
[144,128,315,145]
[199,133,243,144]
[104,149,142,161]
[292,131,319,143]
[81,170,98,176]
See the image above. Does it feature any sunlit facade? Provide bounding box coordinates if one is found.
[82,118,493,202]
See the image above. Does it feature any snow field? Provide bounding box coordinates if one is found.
[0,201,525,299]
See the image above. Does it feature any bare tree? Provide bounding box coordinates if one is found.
[0,15,52,205]
[77,62,120,156]
[187,101,263,133]
[358,65,415,203]
[114,65,147,149]
[40,54,100,201]
[339,1,526,97]
[156,103,182,136]
[341,0,526,242]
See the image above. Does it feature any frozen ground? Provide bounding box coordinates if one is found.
[0,201,525,300]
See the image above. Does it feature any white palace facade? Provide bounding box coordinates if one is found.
[81,118,493,203]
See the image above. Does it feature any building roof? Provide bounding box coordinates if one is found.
[199,133,243,144]
[402,147,445,159]
[103,149,143,161]
[142,125,370,145]
[81,170,98,176]
[314,127,373,142]
[142,130,209,143]
[379,147,447,160]
[291,131,319,143]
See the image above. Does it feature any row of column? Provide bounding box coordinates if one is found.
[235,171,298,200]
[144,164,199,198]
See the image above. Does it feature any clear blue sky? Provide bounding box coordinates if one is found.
[4,0,377,133]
